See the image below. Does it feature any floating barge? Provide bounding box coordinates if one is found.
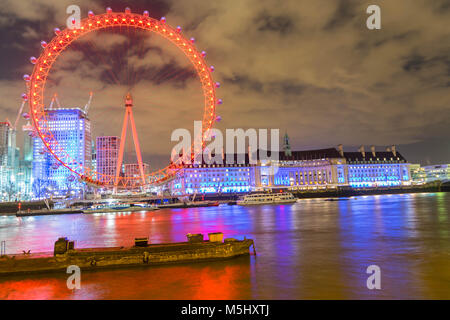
[0,233,255,276]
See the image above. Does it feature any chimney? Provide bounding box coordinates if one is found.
[337,144,344,157]
[370,145,376,157]
[391,145,396,157]
[358,145,365,158]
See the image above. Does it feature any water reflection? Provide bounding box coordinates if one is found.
[0,193,449,299]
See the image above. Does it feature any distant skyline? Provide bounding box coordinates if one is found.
[0,0,449,169]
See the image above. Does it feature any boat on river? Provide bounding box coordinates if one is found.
[82,203,158,214]
[237,192,297,205]
[157,200,219,209]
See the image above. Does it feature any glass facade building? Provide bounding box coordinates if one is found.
[96,136,120,185]
[0,122,34,200]
[32,108,91,197]
[422,164,450,182]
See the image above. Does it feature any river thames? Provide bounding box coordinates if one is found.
[0,192,449,299]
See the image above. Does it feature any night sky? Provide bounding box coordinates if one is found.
[0,0,449,169]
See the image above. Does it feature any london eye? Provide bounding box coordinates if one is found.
[23,7,221,190]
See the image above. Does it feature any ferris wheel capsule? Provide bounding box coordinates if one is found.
[160,16,166,23]
[210,66,215,72]
[88,10,94,18]
[143,10,149,17]
[106,7,112,13]
[40,41,47,48]
[23,74,31,82]
[29,56,37,64]
[125,7,131,14]
[176,26,182,33]
[190,37,195,44]
[201,51,207,57]
[22,112,30,119]
[53,28,61,35]
[21,93,28,101]
[217,99,223,105]
[215,82,221,88]
[215,116,222,122]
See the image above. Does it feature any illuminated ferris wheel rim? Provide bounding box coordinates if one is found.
[25,8,221,188]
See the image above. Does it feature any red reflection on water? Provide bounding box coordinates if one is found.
[0,260,252,300]
[190,264,250,300]
[0,278,67,300]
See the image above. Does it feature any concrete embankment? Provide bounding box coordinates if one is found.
[0,200,55,215]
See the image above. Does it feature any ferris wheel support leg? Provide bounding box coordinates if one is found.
[129,110,146,186]
[115,109,129,191]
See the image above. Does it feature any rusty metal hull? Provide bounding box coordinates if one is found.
[0,239,254,276]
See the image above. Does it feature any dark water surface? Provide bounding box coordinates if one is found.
[0,192,449,299]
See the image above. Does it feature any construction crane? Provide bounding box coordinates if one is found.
[13,100,26,131]
[48,93,62,110]
[84,91,93,114]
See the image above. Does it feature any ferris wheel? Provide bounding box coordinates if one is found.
[23,7,222,189]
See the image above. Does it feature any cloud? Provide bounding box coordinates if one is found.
[166,0,450,148]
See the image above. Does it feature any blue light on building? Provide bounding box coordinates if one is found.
[168,145,412,195]
[344,150,410,188]
[32,108,91,197]
[171,163,254,195]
